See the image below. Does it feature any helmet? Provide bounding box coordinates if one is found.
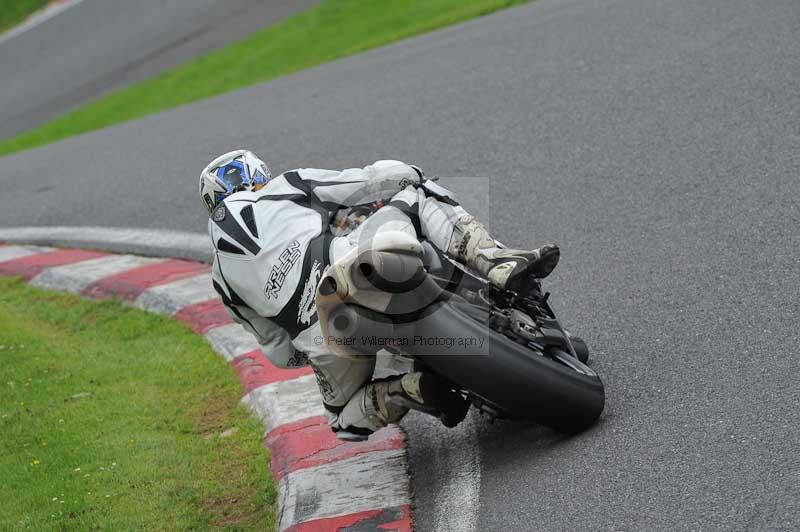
[199,149,272,214]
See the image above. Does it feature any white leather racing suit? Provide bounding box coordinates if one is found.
[210,160,467,437]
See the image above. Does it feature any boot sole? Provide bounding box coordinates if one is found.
[507,247,560,292]
[528,246,560,278]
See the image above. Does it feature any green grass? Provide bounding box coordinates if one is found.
[0,277,275,531]
[0,0,50,34]
[0,0,528,156]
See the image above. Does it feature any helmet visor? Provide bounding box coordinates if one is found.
[216,160,249,193]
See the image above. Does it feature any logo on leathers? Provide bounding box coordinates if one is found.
[265,240,302,299]
[311,364,335,403]
[297,260,321,325]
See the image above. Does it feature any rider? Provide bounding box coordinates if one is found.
[200,149,560,440]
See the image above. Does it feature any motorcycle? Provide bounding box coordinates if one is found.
[315,230,605,434]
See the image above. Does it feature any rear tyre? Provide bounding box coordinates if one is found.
[408,301,605,435]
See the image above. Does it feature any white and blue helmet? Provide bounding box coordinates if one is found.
[199,149,272,214]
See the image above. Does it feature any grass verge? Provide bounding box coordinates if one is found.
[0,0,50,34]
[0,277,275,531]
[0,0,528,156]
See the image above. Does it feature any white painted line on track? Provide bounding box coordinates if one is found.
[0,226,212,263]
[134,273,216,315]
[430,414,482,532]
[30,254,162,293]
[0,0,87,47]
[278,448,410,530]
[242,374,324,433]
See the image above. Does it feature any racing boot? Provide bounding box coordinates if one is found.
[373,372,470,429]
[448,214,559,292]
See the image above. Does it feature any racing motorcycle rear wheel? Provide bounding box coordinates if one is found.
[408,300,605,434]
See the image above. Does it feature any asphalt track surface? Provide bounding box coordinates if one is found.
[0,0,317,139]
[2,0,799,530]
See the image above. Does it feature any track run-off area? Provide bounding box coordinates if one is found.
[0,242,412,530]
